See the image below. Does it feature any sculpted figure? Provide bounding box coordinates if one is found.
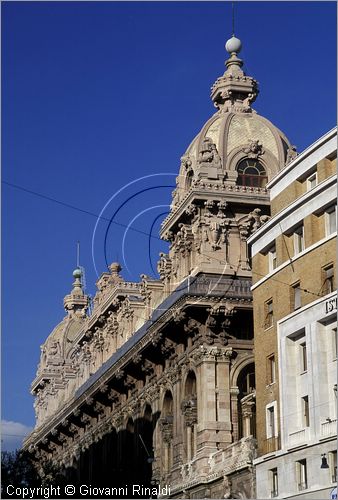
[198,137,221,167]
[48,340,61,358]
[286,144,297,163]
[242,139,264,158]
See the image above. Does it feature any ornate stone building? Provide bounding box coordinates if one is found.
[24,36,295,498]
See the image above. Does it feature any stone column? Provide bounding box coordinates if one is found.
[230,387,240,442]
[186,425,192,462]
[159,415,173,475]
[173,376,184,468]
[197,355,216,424]
[182,397,197,463]
[215,349,233,445]
[239,227,250,270]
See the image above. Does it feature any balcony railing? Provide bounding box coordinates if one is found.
[263,436,280,454]
[320,418,337,438]
[289,428,308,447]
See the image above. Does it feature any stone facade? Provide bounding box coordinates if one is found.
[24,36,294,498]
[248,128,337,498]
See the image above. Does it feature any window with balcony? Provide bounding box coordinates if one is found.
[264,402,279,453]
[296,459,308,491]
[329,451,337,483]
[265,299,274,329]
[236,158,267,188]
[269,468,278,498]
[266,403,277,438]
[293,225,305,255]
[264,402,280,452]
[326,205,337,236]
[302,396,309,427]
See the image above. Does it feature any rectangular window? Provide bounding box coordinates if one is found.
[266,405,276,438]
[302,396,309,427]
[293,282,301,310]
[307,172,317,190]
[296,459,308,491]
[294,225,305,255]
[329,451,337,483]
[269,468,278,498]
[267,355,276,384]
[322,265,335,295]
[268,245,277,272]
[300,342,307,372]
[326,206,337,236]
[265,299,274,329]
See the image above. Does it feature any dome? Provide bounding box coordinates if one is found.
[182,111,291,170]
[174,38,296,200]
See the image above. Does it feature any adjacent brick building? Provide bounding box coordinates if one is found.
[248,128,337,499]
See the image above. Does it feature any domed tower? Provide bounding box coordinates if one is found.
[159,36,295,288]
[31,268,89,427]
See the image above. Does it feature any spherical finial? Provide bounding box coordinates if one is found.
[225,36,242,54]
[73,268,82,279]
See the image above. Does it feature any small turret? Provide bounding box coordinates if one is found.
[63,267,89,318]
[211,35,259,113]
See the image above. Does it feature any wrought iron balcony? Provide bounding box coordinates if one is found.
[263,436,280,454]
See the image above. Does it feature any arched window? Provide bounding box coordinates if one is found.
[159,391,174,475]
[236,363,256,439]
[182,371,198,461]
[237,159,267,188]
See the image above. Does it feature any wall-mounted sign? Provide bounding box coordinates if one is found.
[325,297,337,314]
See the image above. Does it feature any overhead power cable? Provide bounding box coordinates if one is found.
[2,180,169,241]
[2,179,327,300]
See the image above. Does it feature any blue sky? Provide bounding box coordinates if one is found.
[2,1,337,447]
